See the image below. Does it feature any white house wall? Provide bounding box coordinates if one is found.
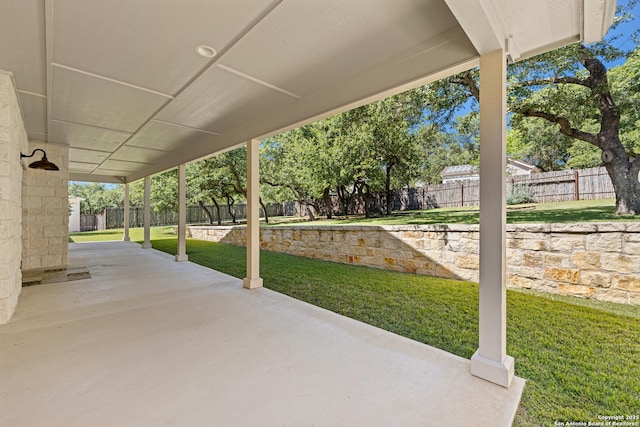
[21,141,69,272]
[0,71,28,323]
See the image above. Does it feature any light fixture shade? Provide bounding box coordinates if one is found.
[20,149,60,171]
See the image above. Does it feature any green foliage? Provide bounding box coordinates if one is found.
[68,182,123,214]
[414,113,480,184]
[507,184,536,205]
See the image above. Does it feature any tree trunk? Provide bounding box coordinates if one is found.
[226,196,236,224]
[211,197,222,225]
[259,197,269,224]
[385,163,393,215]
[305,204,316,221]
[322,186,333,219]
[198,200,214,225]
[603,150,640,215]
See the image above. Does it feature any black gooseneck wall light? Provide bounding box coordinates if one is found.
[20,149,59,171]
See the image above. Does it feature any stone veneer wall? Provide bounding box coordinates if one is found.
[0,71,28,323]
[21,141,69,271]
[187,223,640,305]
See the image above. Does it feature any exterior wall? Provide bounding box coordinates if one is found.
[0,71,28,323]
[187,223,640,305]
[68,197,82,232]
[21,141,69,271]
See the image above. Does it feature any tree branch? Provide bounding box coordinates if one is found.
[516,107,601,147]
[521,76,589,88]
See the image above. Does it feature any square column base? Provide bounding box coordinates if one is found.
[141,243,152,249]
[243,277,263,289]
[175,254,189,262]
[123,237,130,242]
[470,350,514,388]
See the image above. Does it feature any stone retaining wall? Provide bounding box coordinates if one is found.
[186,223,640,305]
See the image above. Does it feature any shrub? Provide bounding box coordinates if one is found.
[507,184,536,205]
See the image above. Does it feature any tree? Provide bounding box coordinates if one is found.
[342,91,426,214]
[68,182,123,214]
[422,2,640,214]
[414,113,480,184]
[510,41,639,214]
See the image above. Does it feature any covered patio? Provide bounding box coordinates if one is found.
[1,241,524,426]
[0,0,617,423]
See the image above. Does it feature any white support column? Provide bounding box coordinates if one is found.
[243,138,263,289]
[175,164,188,262]
[142,176,152,249]
[123,183,130,242]
[470,48,514,388]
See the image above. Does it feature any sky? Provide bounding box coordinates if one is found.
[603,0,640,66]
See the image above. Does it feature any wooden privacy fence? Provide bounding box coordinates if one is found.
[79,214,98,231]
[101,202,294,230]
[393,166,615,210]
[79,167,614,231]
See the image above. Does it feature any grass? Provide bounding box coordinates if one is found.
[69,224,640,425]
[69,226,175,243]
[276,199,640,226]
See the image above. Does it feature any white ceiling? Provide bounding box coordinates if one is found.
[0,0,615,183]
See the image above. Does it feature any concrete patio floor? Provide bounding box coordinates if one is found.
[1,241,524,426]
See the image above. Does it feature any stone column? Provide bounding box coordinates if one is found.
[0,71,28,324]
[175,164,188,262]
[470,49,514,388]
[142,176,152,249]
[243,138,263,289]
[123,183,130,241]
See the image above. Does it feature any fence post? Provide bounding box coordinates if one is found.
[574,170,580,201]
[461,182,464,207]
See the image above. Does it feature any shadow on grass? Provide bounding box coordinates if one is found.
[507,205,621,223]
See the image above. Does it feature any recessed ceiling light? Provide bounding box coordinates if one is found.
[195,45,217,58]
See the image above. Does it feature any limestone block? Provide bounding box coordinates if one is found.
[579,271,611,288]
[445,240,461,252]
[441,251,457,264]
[528,279,558,293]
[572,251,602,270]
[403,230,424,239]
[455,254,479,270]
[629,292,640,305]
[544,267,580,284]
[381,237,402,250]
[558,283,596,298]
[622,240,640,255]
[460,231,479,240]
[460,240,478,254]
[595,288,629,304]
[509,265,544,279]
[601,254,640,274]
[612,276,640,292]
[550,223,597,233]
[626,223,640,232]
[507,249,522,266]
[508,275,537,289]
[596,223,627,233]
[455,268,478,282]
[435,263,454,278]
[586,233,622,252]
[549,235,585,252]
[422,260,437,271]
[522,251,543,268]
[543,253,571,268]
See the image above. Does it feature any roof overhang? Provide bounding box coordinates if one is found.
[0,0,616,183]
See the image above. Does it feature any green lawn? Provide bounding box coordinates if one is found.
[69,226,175,243]
[279,198,639,226]
[69,226,640,425]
